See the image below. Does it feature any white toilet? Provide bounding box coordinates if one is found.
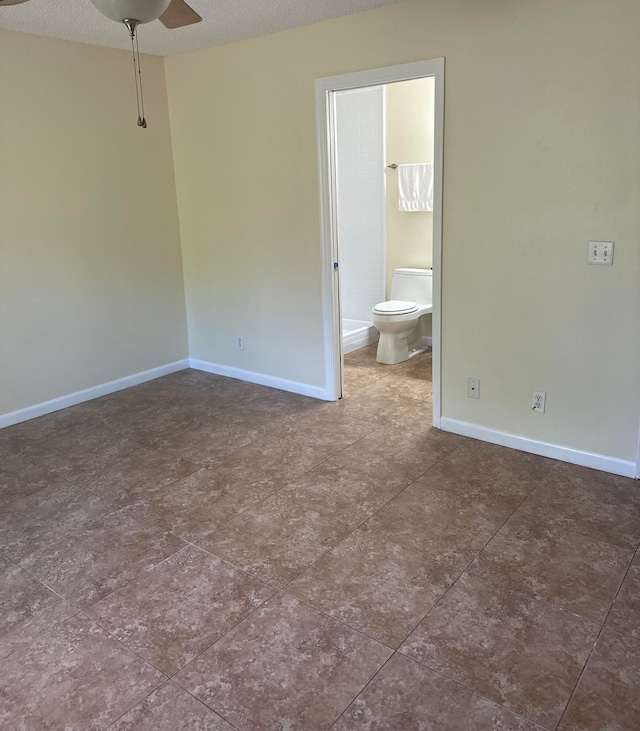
[372,268,433,364]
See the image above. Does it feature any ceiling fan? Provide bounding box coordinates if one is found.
[0,0,203,127]
[0,0,202,29]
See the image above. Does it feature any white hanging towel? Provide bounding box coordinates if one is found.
[398,163,434,212]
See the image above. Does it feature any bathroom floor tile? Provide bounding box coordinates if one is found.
[272,410,378,452]
[23,505,185,606]
[86,545,274,675]
[109,404,215,445]
[328,424,462,483]
[516,463,640,548]
[111,682,235,730]
[342,344,433,389]
[0,482,114,564]
[0,412,116,461]
[175,593,391,731]
[29,430,144,482]
[363,481,513,568]
[343,343,388,371]
[0,613,163,731]
[418,440,555,508]
[0,418,55,458]
[277,460,411,526]
[0,454,65,506]
[558,628,640,731]
[468,514,632,621]
[204,434,333,491]
[321,388,415,425]
[606,550,640,638]
[195,496,349,587]
[288,530,456,647]
[124,469,264,542]
[392,349,433,379]
[147,419,272,466]
[3,348,632,729]
[400,574,599,729]
[159,368,229,389]
[227,384,321,419]
[75,446,201,507]
[365,373,432,405]
[333,653,544,731]
[386,399,434,432]
[342,364,390,392]
[0,559,76,642]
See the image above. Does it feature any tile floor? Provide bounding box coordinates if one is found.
[0,344,639,730]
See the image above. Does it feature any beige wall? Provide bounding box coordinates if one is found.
[385,76,434,295]
[165,0,640,463]
[0,31,188,415]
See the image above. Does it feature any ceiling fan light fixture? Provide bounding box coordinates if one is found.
[89,0,172,25]
[89,0,172,129]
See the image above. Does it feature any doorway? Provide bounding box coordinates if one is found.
[334,84,386,356]
[315,59,444,425]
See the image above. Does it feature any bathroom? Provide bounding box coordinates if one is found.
[335,77,435,366]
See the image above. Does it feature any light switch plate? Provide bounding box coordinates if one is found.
[588,241,614,265]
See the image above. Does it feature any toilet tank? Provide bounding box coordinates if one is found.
[390,268,433,304]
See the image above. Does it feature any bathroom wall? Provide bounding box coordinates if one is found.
[0,31,188,416]
[335,86,385,324]
[385,77,435,297]
[165,0,640,465]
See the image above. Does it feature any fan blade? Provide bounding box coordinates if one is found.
[0,0,31,6]
[159,0,202,29]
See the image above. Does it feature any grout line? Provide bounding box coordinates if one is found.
[78,571,272,703]
[81,542,195,608]
[76,609,172,709]
[7,352,619,731]
[390,466,553,651]
[262,428,459,546]
[138,587,286,702]
[601,544,639,633]
[165,680,241,730]
[171,535,416,655]
[326,652,397,730]
[5,483,462,724]
[101,679,174,730]
[555,543,639,729]
[390,475,634,731]
[393,650,553,730]
[5,555,80,608]
[275,588,395,651]
[61,388,544,692]
[555,525,638,553]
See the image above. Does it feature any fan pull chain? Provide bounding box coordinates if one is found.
[134,30,147,128]
[126,20,147,129]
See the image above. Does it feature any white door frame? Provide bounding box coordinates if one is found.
[315,58,445,426]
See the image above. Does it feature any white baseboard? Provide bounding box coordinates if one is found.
[343,326,378,354]
[0,359,190,430]
[421,336,433,347]
[440,417,637,479]
[189,358,331,401]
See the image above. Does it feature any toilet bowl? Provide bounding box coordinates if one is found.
[372,268,433,364]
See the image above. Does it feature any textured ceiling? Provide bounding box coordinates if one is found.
[0,0,405,56]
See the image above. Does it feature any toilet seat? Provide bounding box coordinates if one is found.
[372,268,433,365]
[372,300,418,315]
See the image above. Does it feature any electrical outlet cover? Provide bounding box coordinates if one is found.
[467,378,480,399]
[532,390,546,413]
